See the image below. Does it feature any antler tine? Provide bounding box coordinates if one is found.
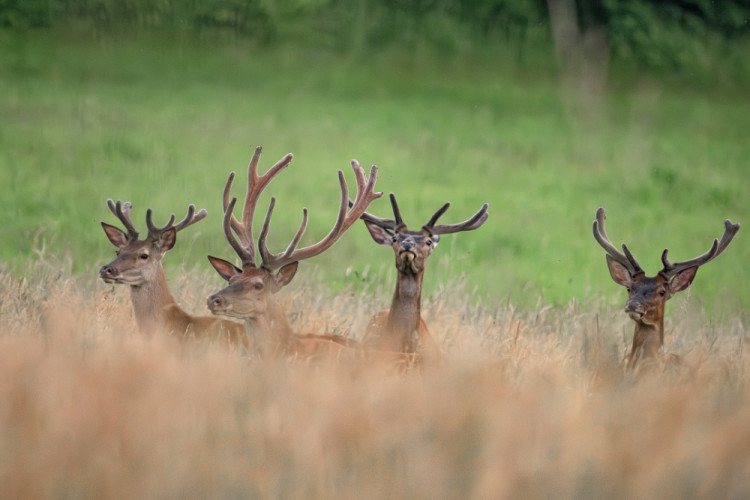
[354,192,400,230]
[242,148,295,237]
[223,147,295,255]
[222,171,245,245]
[223,197,255,266]
[106,199,118,215]
[357,210,398,230]
[107,199,139,239]
[258,197,310,268]
[144,204,207,239]
[660,218,740,278]
[145,209,176,238]
[346,163,382,231]
[258,161,382,270]
[621,244,643,274]
[424,202,451,229]
[716,219,741,254]
[428,202,489,235]
[172,204,208,232]
[242,148,263,222]
[592,207,643,275]
[389,193,405,227]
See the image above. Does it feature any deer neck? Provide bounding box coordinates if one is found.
[129,264,179,334]
[385,269,424,352]
[244,298,295,357]
[631,315,665,361]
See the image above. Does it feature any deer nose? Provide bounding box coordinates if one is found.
[625,300,645,314]
[207,294,225,311]
[99,265,119,278]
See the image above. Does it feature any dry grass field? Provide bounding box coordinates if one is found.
[1,254,748,499]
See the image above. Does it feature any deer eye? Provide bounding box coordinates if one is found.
[659,290,666,296]
[391,236,398,243]
[139,253,149,260]
[253,282,264,290]
[426,239,433,246]
[626,288,631,293]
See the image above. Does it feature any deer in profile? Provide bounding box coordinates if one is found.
[206,146,383,360]
[100,200,247,347]
[359,194,489,364]
[593,207,740,370]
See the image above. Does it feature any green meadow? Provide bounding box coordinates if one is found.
[1,31,748,312]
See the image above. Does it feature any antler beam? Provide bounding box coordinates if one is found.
[592,207,644,276]
[659,218,740,278]
[358,193,489,236]
[258,160,382,270]
[357,193,401,231]
[221,149,382,270]
[427,203,488,235]
[223,197,254,266]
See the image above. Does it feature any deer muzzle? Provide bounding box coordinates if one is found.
[207,294,227,313]
[399,251,415,263]
[99,264,121,283]
[624,299,647,320]
[397,250,421,274]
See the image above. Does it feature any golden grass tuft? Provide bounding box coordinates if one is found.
[0,259,748,498]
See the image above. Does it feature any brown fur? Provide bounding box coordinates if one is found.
[100,214,247,349]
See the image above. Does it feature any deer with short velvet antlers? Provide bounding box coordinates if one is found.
[206,146,382,359]
[100,200,247,346]
[359,194,489,364]
[593,207,739,370]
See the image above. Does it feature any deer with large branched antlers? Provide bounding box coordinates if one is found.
[206,146,383,360]
[100,200,247,347]
[593,207,740,370]
[359,194,489,364]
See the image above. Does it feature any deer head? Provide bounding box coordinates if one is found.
[594,207,739,323]
[206,146,382,322]
[100,200,207,286]
[361,193,489,276]
[593,207,740,366]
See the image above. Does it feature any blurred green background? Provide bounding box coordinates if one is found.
[1,0,748,312]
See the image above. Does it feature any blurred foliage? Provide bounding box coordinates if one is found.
[1,0,748,74]
[603,0,750,69]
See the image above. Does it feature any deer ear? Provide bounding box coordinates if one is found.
[101,222,129,248]
[606,255,633,288]
[365,221,394,245]
[670,266,698,293]
[156,227,177,252]
[208,256,242,282]
[274,261,299,290]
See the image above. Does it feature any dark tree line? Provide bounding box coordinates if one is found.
[1,0,748,69]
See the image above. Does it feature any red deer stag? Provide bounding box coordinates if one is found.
[100,200,247,347]
[359,193,489,364]
[593,207,740,370]
[206,146,383,360]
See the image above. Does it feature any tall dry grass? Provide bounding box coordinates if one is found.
[0,256,748,499]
